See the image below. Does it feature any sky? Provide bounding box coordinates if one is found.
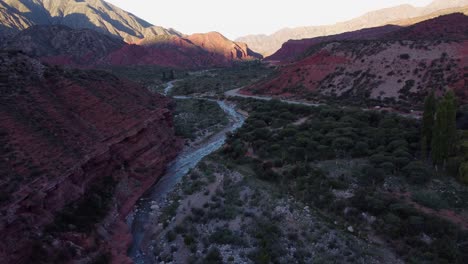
[105,0,434,39]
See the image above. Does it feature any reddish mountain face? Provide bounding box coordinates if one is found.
[0,51,183,263]
[244,14,468,106]
[105,32,262,69]
[187,32,262,60]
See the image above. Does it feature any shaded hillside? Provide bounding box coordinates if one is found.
[2,24,125,65]
[243,14,468,107]
[267,25,402,62]
[383,12,468,40]
[0,51,182,263]
[269,9,468,62]
[237,0,468,56]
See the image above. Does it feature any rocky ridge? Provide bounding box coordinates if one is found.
[0,51,183,263]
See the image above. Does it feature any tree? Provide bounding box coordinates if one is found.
[170,70,175,80]
[430,91,458,168]
[431,99,448,167]
[444,90,457,156]
[421,91,436,159]
[458,162,468,184]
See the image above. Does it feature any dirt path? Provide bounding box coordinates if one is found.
[225,87,421,119]
[225,87,320,107]
[394,192,468,230]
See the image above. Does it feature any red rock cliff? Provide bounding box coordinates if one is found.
[0,51,182,263]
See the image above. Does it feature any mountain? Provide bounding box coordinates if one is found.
[0,50,182,263]
[267,25,402,62]
[237,0,468,56]
[0,0,182,42]
[268,5,468,62]
[0,0,261,68]
[241,13,468,107]
[2,25,262,68]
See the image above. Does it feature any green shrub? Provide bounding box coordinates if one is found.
[403,161,432,184]
[412,191,449,210]
[205,247,223,264]
[209,228,245,245]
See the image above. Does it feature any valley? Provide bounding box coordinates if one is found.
[124,72,468,263]
[1,0,468,264]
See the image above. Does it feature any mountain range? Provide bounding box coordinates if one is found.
[236,0,468,56]
[241,13,468,106]
[0,0,262,68]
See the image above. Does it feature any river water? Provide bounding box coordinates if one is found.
[127,82,246,263]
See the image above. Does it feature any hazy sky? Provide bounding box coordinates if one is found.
[105,0,433,39]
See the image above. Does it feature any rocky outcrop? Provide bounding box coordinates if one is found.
[187,32,262,60]
[237,0,468,56]
[243,14,468,106]
[0,51,183,263]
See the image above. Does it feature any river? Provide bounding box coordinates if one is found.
[127,81,246,263]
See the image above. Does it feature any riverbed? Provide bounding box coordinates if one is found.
[127,82,245,263]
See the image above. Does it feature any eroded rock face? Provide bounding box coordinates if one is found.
[0,51,183,263]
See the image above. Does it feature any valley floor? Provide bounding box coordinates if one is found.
[137,155,403,264]
[127,66,468,264]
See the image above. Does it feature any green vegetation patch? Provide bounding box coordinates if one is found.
[170,62,272,96]
[174,99,228,140]
[221,98,468,263]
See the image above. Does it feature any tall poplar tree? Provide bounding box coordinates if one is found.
[431,91,458,168]
[432,100,448,166]
[422,91,436,159]
[444,90,457,156]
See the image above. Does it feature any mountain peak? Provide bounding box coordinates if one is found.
[0,0,179,42]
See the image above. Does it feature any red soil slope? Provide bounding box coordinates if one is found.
[245,14,468,106]
[0,51,183,263]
